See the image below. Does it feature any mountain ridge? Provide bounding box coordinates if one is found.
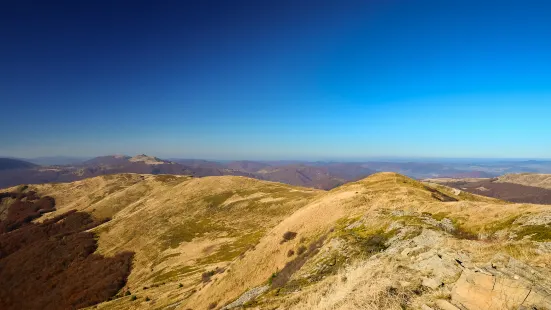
[4,172,551,309]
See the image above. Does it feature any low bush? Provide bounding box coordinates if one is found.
[202,271,215,283]
[271,235,327,289]
[281,231,297,243]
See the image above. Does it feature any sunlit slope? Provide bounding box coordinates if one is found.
[497,173,551,190]
[8,174,321,309]
[183,173,551,309]
[7,172,551,309]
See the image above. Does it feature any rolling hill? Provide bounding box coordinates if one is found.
[4,155,542,191]
[495,173,551,190]
[2,172,551,309]
[255,165,349,189]
[0,156,375,190]
[0,158,38,170]
[425,173,551,204]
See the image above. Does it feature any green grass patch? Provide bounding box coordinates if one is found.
[390,215,426,227]
[432,212,450,221]
[161,218,226,249]
[515,225,551,241]
[203,192,236,208]
[484,215,521,234]
[197,230,264,264]
[151,265,199,283]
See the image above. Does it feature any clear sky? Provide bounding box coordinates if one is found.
[1,0,551,160]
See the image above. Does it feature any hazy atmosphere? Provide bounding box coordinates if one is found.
[2,0,551,159]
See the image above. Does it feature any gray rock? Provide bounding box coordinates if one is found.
[422,277,442,290]
[222,285,269,309]
[421,304,435,310]
[435,299,460,310]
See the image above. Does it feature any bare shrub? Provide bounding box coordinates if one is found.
[271,235,327,288]
[202,267,225,283]
[202,271,215,283]
[281,231,297,243]
[287,249,295,257]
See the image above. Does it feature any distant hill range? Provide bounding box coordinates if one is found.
[1,154,551,192]
[0,158,38,171]
[425,173,551,204]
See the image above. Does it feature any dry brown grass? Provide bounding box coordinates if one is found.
[496,173,551,189]
[182,173,551,309]
[6,174,320,309]
[4,172,550,309]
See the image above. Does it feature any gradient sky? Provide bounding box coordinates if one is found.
[2,0,551,160]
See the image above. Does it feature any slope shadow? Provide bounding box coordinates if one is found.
[0,191,134,310]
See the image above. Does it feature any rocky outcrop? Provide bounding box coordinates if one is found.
[385,224,551,310]
[451,256,551,310]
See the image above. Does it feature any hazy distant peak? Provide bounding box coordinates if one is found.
[0,158,38,170]
[129,154,167,165]
[112,154,130,159]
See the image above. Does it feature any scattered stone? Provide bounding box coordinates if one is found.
[435,299,460,310]
[413,250,463,282]
[386,221,404,233]
[422,277,442,290]
[399,281,411,287]
[421,304,435,310]
[391,210,408,217]
[345,220,363,230]
[536,242,551,254]
[222,285,269,309]
[401,246,424,257]
[421,216,455,233]
[520,212,551,226]
[439,218,455,232]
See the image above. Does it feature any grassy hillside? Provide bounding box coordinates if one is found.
[4,172,551,309]
[5,174,320,309]
[497,173,551,190]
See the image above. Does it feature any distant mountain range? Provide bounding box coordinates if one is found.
[2,154,551,190]
[0,158,38,171]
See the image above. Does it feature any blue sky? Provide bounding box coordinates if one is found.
[1,0,551,159]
